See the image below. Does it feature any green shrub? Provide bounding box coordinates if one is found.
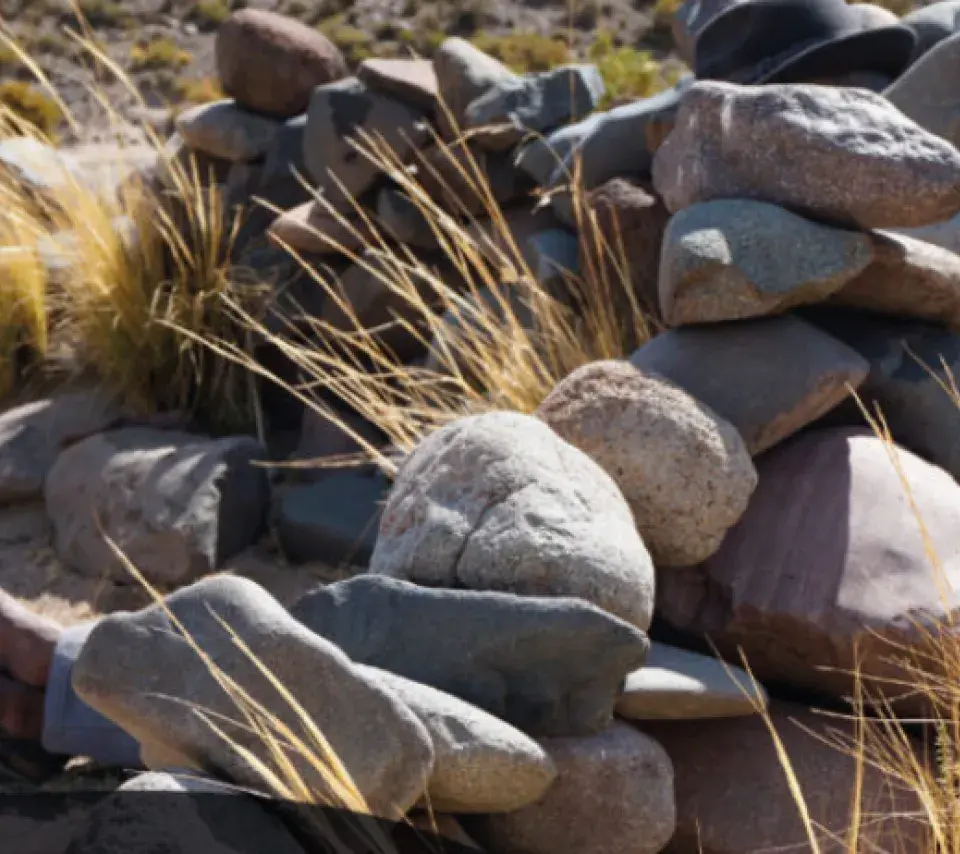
[0,81,63,137]
[76,0,128,27]
[174,76,225,104]
[589,31,678,104]
[470,32,571,72]
[190,0,231,31]
[318,15,375,64]
[130,38,193,72]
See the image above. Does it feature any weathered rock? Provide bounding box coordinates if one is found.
[65,771,307,854]
[369,411,656,629]
[0,391,121,505]
[411,140,531,217]
[885,32,960,149]
[291,405,387,479]
[830,230,960,328]
[303,77,429,208]
[646,703,921,854]
[433,37,520,126]
[537,361,756,566]
[514,110,604,186]
[0,138,86,201]
[527,229,579,293]
[629,315,869,455]
[274,466,389,568]
[536,80,692,192]
[468,722,676,854]
[464,65,605,151]
[157,132,232,192]
[467,204,564,273]
[660,200,874,326]
[44,428,270,586]
[578,177,670,323]
[73,575,435,817]
[174,100,280,162]
[260,114,308,187]
[216,9,347,118]
[616,643,766,720]
[672,0,745,66]
[657,427,960,715]
[653,81,960,228]
[851,2,900,28]
[902,0,960,62]
[803,310,960,483]
[362,665,557,813]
[268,200,371,255]
[290,574,649,738]
[358,58,439,113]
[377,185,438,249]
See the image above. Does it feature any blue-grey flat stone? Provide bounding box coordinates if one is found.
[615,643,767,720]
[527,228,580,293]
[290,574,649,737]
[273,466,389,567]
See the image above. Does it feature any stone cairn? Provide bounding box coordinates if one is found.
[7,5,960,854]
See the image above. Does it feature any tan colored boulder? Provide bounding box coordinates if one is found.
[538,361,757,566]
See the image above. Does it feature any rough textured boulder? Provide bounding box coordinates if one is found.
[830,230,960,329]
[464,65,605,151]
[174,100,280,162]
[44,428,270,586]
[646,703,921,854]
[433,37,520,126]
[216,10,347,118]
[362,665,557,814]
[660,200,873,326]
[291,575,649,737]
[0,390,121,505]
[630,315,869,455]
[657,427,960,715]
[73,576,435,817]
[303,77,429,209]
[616,643,767,721]
[65,771,307,854]
[369,411,656,630]
[885,31,960,148]
[653,81,960,228]
[578,178,670,324]
[467,722,676,854]
[537,361,757,566]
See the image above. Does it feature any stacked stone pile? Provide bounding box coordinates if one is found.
[8,2,960,853]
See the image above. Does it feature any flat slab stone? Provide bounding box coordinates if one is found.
[615,643,767,721]
[290,574,649,737]
[629,315,869,455]
[174,99,280,162]
[358,58,439,112]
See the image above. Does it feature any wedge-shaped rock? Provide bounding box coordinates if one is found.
[73,576,435,818]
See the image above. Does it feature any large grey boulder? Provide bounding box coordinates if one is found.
[369,411,656,630]
[44,428,270,586]
[537,361,756,567]
[433,37,520,126]
[653,81,960,228]
[72,576,435,818]
[291,574,649,737]
[660,200,874,326]
[174,100,280,162]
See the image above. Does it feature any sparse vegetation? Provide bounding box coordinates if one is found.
[470,31,571,73]
[318,15,376,64]
[174,76,224,105]
[589,31,679,104]
[189,0,232,31]
[129,37,193,72]
[0,81,63,137]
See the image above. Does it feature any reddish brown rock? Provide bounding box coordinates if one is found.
[268,200,371,255]
[657,426,960,715]
[216,10,347,118]
[645,702,922,854]
[831,230,960,329]
[358,58,439,113]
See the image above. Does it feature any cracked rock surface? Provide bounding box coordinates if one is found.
[368,411,656,630]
